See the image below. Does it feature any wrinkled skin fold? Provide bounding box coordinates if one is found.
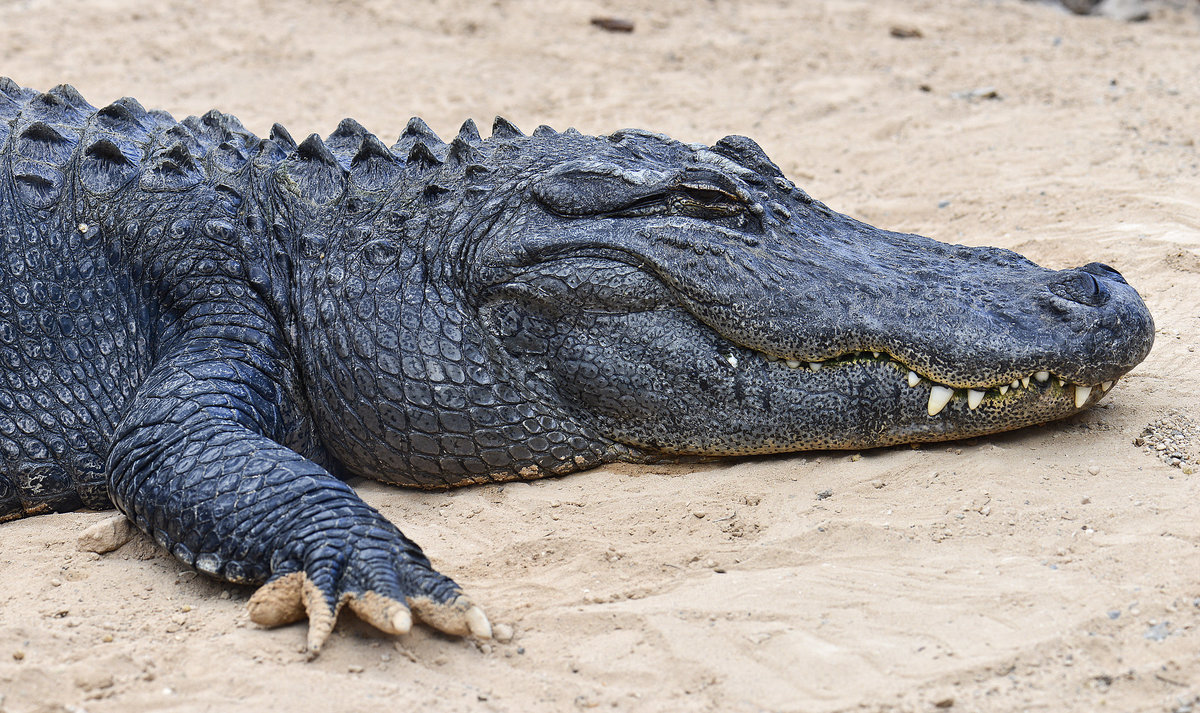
[0,81,1154,650]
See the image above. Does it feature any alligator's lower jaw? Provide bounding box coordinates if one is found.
[632,352,1118,457]
[749,350,1113,416]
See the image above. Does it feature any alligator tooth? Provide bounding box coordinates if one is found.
[927,386,955,416]
[1101,380,1113,391]
[967,389,985,410]
[1011,379,1020,389]
[1074,384,1092,408]
[1021,376,1031,388]
[907,370,920,387]
[724,354,739,368]
[809,362,822,372]
[1057,379,1065,388]
[872,351,881,358]
[999,385,1009,395]
[1034,371,1049,382]
[785,359,801,369]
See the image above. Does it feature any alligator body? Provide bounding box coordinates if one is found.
[0,80,1154,649]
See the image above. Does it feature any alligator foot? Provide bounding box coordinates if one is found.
[247,572,490,655]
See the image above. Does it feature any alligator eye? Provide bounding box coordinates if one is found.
[673,184,747,218]
[1050,270,1109,306]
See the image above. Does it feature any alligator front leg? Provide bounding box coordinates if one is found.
[106,337,490,652]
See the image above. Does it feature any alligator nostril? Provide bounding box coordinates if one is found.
[1049,269,1108,306]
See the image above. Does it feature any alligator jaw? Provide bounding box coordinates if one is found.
[752,350,1111,416]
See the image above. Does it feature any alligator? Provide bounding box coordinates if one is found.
[0,79,1154,652]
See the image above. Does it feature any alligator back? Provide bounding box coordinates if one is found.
[0,82,158,519]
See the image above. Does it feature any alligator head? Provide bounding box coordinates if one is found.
[293,121,1154,485]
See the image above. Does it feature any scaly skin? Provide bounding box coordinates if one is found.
[0,81,1154,651]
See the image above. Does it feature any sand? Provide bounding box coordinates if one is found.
[1,0,1199,711]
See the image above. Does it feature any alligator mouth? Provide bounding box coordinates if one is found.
[721,347,1113,417]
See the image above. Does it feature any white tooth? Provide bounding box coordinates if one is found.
[967,389,985,410]
[1011,379,1020,389]
[1074,384,1092,408]
[872,351,881,358]
[785,359,801,369]
[1021,376,1031,388]
[1056,378,1065,388]
[999,385,1009,395]
[1101,381,1113,391]
[1034,371,1049,382]
[809,361,822,371]
[927,385,954,416]
[907,370,920,387]
[725,354,739,368]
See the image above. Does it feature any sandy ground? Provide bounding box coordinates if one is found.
[1,0,1199,711]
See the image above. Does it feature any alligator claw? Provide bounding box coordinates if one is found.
[246,567,487,654]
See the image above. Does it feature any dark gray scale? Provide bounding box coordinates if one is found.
[0,87,149,516]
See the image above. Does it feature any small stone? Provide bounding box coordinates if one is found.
[816,489,833,500]
[849,453,862,462]
[1088,465,1101,475]
[1081,496,1091,504]
[692,510,706,518]
[871,479,885,489]
[347,664,364,673]
[889,25,922,39]
[493,623,514,643]
[101,634,113,643]
[934,697,955,708]
[13,650,25,661]
[50,578,62,587]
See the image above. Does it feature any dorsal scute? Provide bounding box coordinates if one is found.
[96,98,152,139]
[24,87,90,128]
[392,117,447,163]
[406,140,443,170]
[491,116,524,140]
[80,136,140,194]
[447,137,482,166]
[15,120,76,166]
[456,118,481,145]
[296,133,342,168]
[270,123,297,150]
[141,139,205,192]
[280,134,348,204]
[349,133,399,191]
[84,137,133,165]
